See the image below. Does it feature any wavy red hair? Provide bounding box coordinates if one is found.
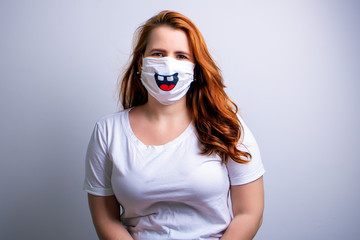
[119,10,251,164]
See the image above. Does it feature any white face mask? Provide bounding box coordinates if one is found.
[140,57,195,105]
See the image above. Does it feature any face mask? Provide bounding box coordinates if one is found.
[140,57,195,105]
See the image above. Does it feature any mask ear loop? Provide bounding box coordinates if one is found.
[194,63,200,81]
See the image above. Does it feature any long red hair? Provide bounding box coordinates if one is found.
[119,10,251,164]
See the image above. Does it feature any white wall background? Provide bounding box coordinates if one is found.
[1,0,359,239]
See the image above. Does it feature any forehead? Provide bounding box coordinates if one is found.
[146,25,191,52]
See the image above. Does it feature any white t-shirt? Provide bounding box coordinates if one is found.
[83,108,265,240]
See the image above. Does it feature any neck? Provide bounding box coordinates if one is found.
[142,95,191,122]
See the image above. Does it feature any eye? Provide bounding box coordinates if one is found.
[152,52,163,57]
[177,54,188,60]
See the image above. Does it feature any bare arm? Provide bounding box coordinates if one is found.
[88,194,134,240]
[221,176,264,240]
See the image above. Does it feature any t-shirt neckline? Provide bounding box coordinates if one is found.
[123,108,195,150]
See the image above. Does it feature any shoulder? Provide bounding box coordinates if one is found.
[95,109,129,128]
[236,113,257,149]
[90,109,131,141]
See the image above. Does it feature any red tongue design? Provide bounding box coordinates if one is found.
[160,84,175,91]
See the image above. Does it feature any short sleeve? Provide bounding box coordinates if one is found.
[226,116,265,185]
[83,122,114,196]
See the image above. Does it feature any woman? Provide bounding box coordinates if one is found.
[84,10,265,240]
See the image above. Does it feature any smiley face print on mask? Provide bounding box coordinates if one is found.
[154,72,179,91]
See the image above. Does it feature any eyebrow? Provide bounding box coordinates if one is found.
[175,50,191,56]
[149,48,166,53]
